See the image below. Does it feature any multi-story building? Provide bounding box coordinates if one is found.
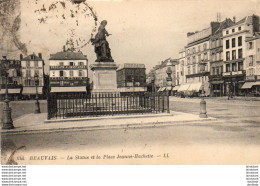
[176,49,186,85]
[182,23,221,96]
[116,63,146,94]
[209,18,234,96]
[241,34,260,95]
[0,57,22,100]
[21,53,45,99]
[49,50,89,94]
[222,15,259,96]
[153,58,178,92]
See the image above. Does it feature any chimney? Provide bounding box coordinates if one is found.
[63,45,66,52]
[38,53,42,59]
[20,54,23,60]
[233,16,236,23]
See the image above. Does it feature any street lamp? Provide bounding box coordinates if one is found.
[166,62,172,96]
[166,62,172,113]
[199,64,207,118]
[1,56,14,129]
[34,73,41,113]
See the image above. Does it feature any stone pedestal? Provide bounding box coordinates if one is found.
[90,62,119,93]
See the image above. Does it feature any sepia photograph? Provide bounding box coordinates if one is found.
[1,0,260,165]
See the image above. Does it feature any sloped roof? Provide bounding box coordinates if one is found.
[49,51,87,60]
[21,54,42,61]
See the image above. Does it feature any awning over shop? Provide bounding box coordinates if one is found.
[22,87,43,95]
[0,89,21,94]
[157,88,162,92]
[188,83,202,92]
[178,84,190,92]
[241,82,260,89]
[172,86,179,91]
[50,86,86,93]
[161,87,166,91]
[166,87,172,91]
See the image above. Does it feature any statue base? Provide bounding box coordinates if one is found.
[90,62,119,94]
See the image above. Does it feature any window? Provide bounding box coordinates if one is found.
[59,62,64,66]
[232,63,236,71]
[216,53,219,61]
[238,49,243,58]
[78,70,83,76]
[238,26,241,31]
[216,39,219,47]
[187,57,190,64]
[192,56,196,63]
[135,82,140,86]
[226,30,229,34]
[249,55,254,66]
[249,68,254,76]
[226,40,230,49]
[232,29,235,33]
[203,43,207,50]
[226,51,230,61]
[212,40,215,48]
[198,46,201,52]
[35,70,39,76]
[70,70,74,77]
[238,36,242,46]
[204,53,208,60]
[212,53,216,61]
[193,47,196,53]
[69,62,74,66]
[220,52,223,60]
[192,65,196,74]
[238,62,243,71]
[248,42,253,49]
[198,54,201,62]
[79,62,84,66]
[232,50,236,60]
[232,38,236,48]
[26,61,30,67]
[34,61,38,67]
[59,71,64,77]
[187,49,190,54]
[187,66,190,75]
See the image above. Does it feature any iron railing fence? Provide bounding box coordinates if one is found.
[47,92,169,119]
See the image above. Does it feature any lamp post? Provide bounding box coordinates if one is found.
[199,65,207,118]
[1,56,14,129]
[34,73,41,113]
[166,62,172,113]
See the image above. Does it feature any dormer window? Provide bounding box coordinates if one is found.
[226,30,229,34]
[238,26,241,31]
[232,29,235,33]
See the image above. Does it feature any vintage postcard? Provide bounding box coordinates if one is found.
[1,0,260,165]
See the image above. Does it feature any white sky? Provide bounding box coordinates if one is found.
[17,0,260,74]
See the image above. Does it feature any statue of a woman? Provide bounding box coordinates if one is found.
[91,20,114,62]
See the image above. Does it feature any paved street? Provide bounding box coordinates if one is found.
[1,97,260,164]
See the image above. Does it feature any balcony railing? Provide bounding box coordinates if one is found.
[223,70,245,77]
[50,65,87,70]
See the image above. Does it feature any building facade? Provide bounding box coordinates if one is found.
[21,53,45,99]
[209,18,234,96]
[182,24,219,96]
[176,49,186,86]
[222,15,260,96]
[154,59,177,92]
[242,34,260,95]
[117,63,146,94]
[0,57,22,100]
[49,50,89,94]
